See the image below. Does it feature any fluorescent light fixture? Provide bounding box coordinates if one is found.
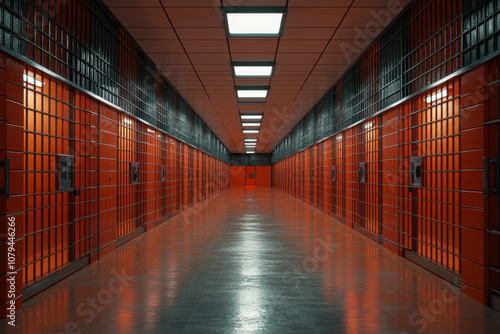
[246,151,255,154]
[244,138,258,142]
[245,143,257,146]
[235,66,273,77]
[241,114,263,120]
[237,89,268,99]
[223,7,287,37]
[242,123,261,127]
[426,89,448,103]
[233,62,274,78]
[24,74,43,87]
[243,130,260,134]
[147,129,155,133]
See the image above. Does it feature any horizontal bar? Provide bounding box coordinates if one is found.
[403,250,461,286]
[23,257,90,301]
[484,119,500,126]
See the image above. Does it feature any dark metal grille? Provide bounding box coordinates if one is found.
[188,147,194,206]
[355,118,383,236]
[0,0,229,163]
[272,0,484,164]
[331,135,346,220]
[486,58,500,298]
[23,68,99,286]
[117,116,144,238]
[399,81,461,273]
[463,0,500,66]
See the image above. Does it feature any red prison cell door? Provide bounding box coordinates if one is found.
[485,66,500,306]
[23,70,99,289]
[354,118,383,240]
[246,166,256,187]
[331,134,346,222]
[117,114,144,240]
[399,82,461,278]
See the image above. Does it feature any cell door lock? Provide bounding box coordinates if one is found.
[130,162,140,184]
[58,155,75,191]
[484,156,499,196]
[358,163,366,184]
[410,157,422,188]
[161,166,166,182]
[0,158,10,199]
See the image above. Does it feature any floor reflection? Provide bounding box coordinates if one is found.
[2,188,500,333]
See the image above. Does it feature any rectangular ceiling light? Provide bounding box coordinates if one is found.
[244,138,258,142]
[233,62,274,78]
[241,114,263,120]
[246,151,255,154]
[223,7,287,37]
[242,123,261,127]
[237,89,268,99]
[243,130,260,134]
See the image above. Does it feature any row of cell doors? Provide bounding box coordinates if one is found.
[22,68,228,290]
[274,81,462,276]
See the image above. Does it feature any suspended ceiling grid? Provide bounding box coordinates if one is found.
[103,0,410,153]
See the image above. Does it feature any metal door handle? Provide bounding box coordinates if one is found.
[484,156,499,196]
[0,158,10,199]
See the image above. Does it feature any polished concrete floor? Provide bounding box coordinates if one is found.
[3,188,500,333]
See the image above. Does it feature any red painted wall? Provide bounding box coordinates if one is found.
[230,165,272,187]
[0,51,230,317]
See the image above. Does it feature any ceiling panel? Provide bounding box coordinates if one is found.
[341,7,395,28]
[231,53,277,62]
[108,8,171,28]
[126,28,176,40]
[229,39,279,54]
[166,8,225,27]
[353,0,411,7]
[317,52,353,65]
[285,8,347,27]
[282,27,335,40]
[151,53,191,65]
[182,40,229,54]
[277,39,329,53]
[234,78,272,86]
[104,1,405,154]
[105,0,161,7]
[176,28,227,40]
[288,0,353,6]
[137,40,184,53]
[222,0,288,5]
[162,0,222,7]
